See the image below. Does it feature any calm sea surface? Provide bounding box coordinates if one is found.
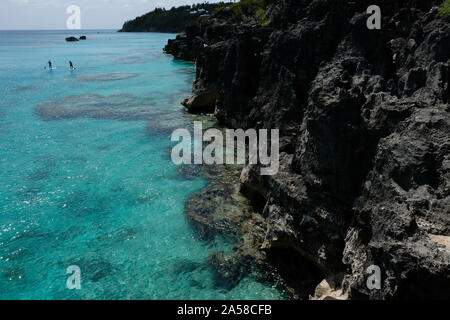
[0,30,283,299]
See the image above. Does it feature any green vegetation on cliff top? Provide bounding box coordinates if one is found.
[120,3,230,33]
[215,0,271,22]
[120,1,274,33]
[440,0,450,16]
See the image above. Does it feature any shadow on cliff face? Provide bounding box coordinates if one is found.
[265,245,325,299]
[394,269,450,300]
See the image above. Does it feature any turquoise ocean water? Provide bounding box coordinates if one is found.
[0,30,282,299]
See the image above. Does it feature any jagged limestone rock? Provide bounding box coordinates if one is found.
[166,0,450,299]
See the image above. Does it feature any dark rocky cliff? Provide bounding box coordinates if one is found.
[165,0,450,299]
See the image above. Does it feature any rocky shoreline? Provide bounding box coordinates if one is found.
[174,119,293,297]
[166,0,450,299]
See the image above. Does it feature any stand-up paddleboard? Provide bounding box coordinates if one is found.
[44,67,56,70]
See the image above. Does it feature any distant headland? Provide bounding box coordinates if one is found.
[119,2,232,33]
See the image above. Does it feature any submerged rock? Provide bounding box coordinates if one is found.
[182,160,291,296]
[115,55,148,64]
[207,251,249,290]
[76,73,139,82]
[184,163,245,241]
[59,254,115,282]
[35,94,158,121]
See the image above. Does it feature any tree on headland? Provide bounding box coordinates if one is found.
[120,2,232,33]
[213,0,272,24]
[439,0,450,16]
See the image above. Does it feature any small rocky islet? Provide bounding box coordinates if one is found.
[65,36,87,42]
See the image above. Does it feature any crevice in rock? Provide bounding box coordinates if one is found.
[265,245,325,299]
